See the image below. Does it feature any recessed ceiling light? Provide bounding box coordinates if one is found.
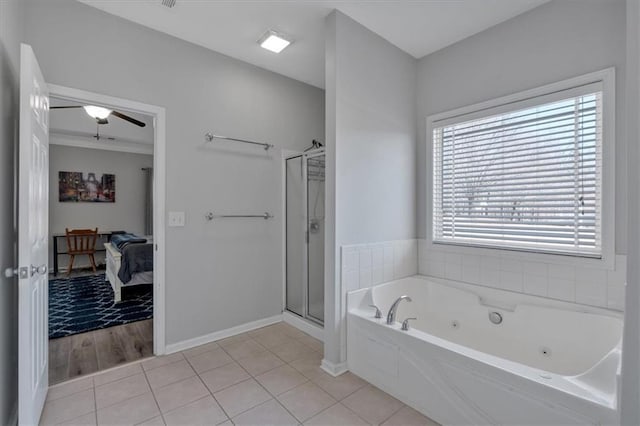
[258,30,291,53]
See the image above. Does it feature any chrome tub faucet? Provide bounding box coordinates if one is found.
[387,295,412,325]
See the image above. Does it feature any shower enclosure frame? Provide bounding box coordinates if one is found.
[283,149,325,327]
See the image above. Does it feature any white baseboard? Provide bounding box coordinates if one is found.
[320,358,348,377]
[165,314,283,354]
[282,311,324,341]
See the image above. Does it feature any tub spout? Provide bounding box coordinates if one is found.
[386,295,412,325]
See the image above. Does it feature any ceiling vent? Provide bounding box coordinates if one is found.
[161,0,176,8]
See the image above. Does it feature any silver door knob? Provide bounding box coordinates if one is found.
[31,264,47,276]
[4,268,19,278]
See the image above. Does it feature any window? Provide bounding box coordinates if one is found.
[432,80,607,258]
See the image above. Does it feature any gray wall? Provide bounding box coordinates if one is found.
[622,0,639,423]
[416,0,628,255]
[0,0,24,423]
[48,145,153,270]
[334,15,417,246]
[324,11,416,366]
[24,0,324,345]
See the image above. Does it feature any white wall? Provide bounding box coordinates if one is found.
[24,0,324,346]
[48,145,153,270]
[324,11,416,369]
[416,0,627,253]
[0,0,24,423]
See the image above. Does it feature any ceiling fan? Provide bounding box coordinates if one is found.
[50,105,146,127]
[92,124,115,141]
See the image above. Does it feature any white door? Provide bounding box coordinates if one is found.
[18,43,49,426]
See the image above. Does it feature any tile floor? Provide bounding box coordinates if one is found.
[40,321,438,426]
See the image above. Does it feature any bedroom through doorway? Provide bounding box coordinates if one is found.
[47,93,157,384]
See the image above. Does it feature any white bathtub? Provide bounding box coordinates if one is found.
[346,275,623,426]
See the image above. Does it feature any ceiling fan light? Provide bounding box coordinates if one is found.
[83,105,112,120]
[258,30,291,53]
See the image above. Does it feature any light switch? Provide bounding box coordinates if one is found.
[168,211,185,227]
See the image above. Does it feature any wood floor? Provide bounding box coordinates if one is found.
[49,319,153,385]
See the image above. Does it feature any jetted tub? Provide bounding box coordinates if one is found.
[347,275,623,425]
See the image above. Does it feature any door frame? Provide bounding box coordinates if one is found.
[281,149,326,335]
[48,84,167,355]
[281,149,302,317]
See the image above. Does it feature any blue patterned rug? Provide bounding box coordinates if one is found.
[49,274,153,339]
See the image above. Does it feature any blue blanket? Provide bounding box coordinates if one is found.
[111,233,147,252]
[118,243,154,284]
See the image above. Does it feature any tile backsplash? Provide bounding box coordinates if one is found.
[418,239,626,311]
[340,238,625,311]
[341,239,418,293]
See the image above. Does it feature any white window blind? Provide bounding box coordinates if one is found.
[432,84,603,257]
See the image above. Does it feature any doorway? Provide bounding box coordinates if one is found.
[285,150,325,325]
[46,84,167,383]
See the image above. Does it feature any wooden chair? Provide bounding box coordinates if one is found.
[65,228,99,276]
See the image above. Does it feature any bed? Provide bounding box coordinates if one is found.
[105,233,153,302]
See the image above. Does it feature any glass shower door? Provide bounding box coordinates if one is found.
[285,151,325,326]
[306,154,325,323]
[286,156,304,316]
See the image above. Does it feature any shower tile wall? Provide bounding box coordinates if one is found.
[341,240,418,292]
[418,239,626,311]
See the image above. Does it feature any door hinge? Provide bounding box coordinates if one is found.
[4,267,29,279]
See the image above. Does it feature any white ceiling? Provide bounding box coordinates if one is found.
[77,0,549,89]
